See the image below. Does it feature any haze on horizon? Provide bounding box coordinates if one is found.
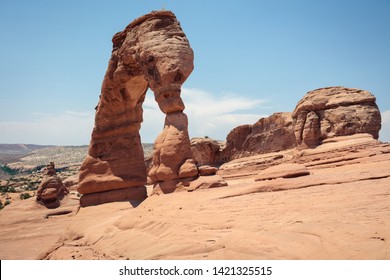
[0,0,389,145]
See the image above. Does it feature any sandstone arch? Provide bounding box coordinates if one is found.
[78,11,198,206]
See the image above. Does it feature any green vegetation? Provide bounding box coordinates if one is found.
[20,193,32,200]
[0,185,16,193]
[0,199,11,209]
[0,165,17,176]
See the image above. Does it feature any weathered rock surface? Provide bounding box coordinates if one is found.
[31,136,390,260]
[190,137,225,166]
[220,86,382,158]
[1,134,390,260]
[293,86,381,148]
[241,112,296,154]
[254,163,309,181]
[36,162,68,208]
[198,165,219,176]
[148,112,197,182]
[221,125,252,160]
[220,113,295,159]
[80,186,147,207]
[187,175,228,191]
[78,11,197,205]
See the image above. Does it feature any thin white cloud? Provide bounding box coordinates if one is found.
[140,88,267,142]
[380,109,390,143]
[64,110,93,117]
[32,112,55,117]
[1,89,268,145]
[0,111,94,145]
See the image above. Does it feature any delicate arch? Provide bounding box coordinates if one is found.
[78,11,198,206]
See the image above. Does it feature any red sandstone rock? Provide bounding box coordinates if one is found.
[221,113,295,159]
[190,137,224,166]
[254,163,310,181]
[221,125,252,160]
[198,165,219,176]
[187,175,228,191]
[293,86,381,148]
[148,112,197,182]
[80,186,147,207]
[221,86,382,159]
[78,11,197,205]
[242,112,296,154]
[36,163,68,208]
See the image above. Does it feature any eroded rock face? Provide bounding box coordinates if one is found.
[190,137,225,166]
[37,162,68,208]
[78,11,198,205]
[220,86,382,159]
[293,86,381,148]
[222,113,295,159]
[242,112,296,154]
[221,124,252,160]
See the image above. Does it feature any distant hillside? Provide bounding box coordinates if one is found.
[0,144,53,155]
[0,143,154,179]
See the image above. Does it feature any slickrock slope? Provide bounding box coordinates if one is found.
[0,194,80,259]
[0,134,381,260]
[78,11,197,206]
[1,136,389,260]
[1,11,388,260]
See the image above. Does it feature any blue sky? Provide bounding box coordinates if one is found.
[0,0,389,145]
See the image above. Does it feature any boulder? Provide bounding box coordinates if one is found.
[198,165,219,176]
[190,137,224,166]
[293,86,381,148]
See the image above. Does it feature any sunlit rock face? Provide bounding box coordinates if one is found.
[78,11,198,206]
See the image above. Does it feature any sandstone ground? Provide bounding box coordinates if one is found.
[0,134,389,260]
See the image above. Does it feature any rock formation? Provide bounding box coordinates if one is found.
[36,162,68,208]
[78,11,198,206]
[190,137,224,166]
[220,86,381,158]
[222,112,295,159]
[242,112,296,154]
[292,86,381,148]
[221,125,252,160]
